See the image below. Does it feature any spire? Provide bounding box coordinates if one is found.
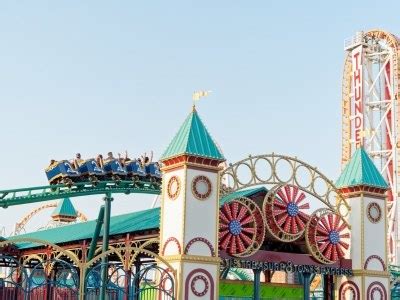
[336,148,388,190]
[51,198,78,222]
[160,108,225,161]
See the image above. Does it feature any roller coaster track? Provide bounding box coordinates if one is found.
[0,180,161,208]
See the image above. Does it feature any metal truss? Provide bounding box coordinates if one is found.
[342,30,400,264]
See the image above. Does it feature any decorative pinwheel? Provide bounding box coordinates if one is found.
[264,185,310,242]
[219,199,264,257]
[306,210,350,264]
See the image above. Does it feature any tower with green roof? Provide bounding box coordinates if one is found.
[336,148,390,298]
[159,106,225,299]
[51,198,78,223]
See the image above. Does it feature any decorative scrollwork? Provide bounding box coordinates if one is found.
[191,274,209,296]
[219,197,265,257]
[133,264,175,298]
[167,176,181,200]
[162,237,182,255]
[220,153,350,224]
[366,202,382,223]
[367,281,387,300]
[364,255,386,271]
[339,280,360,300]
[184,237,215,256]
[306,209,350,264]
[192,175,212,200]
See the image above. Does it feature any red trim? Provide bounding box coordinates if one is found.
[184,237,215,257]
[367,281,387,300]
[161,237,181,255]
[184,268,214,299]
[338,185,387,196]
[364,255,386,271]
[339,280,360,300]
[162,155,222,167]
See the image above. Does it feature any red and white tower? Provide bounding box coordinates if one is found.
[159,106,225,299]
[342,30,400,264]
[336,148,390,299]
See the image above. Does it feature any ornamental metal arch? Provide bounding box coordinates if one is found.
[0,238,81,266]
[0,238,176,300]
[220,153,350,221]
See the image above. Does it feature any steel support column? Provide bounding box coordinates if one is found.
[100,193,113,300]
[253,269,261,300]
[303,272,311,300]
[87,205,105,261]
[323,274,334,300]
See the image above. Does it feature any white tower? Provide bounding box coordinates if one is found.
[336,148,390,299]
[159,106,225,299]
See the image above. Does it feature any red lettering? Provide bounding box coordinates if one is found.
[352,47,363,148]
[354,116,362,128]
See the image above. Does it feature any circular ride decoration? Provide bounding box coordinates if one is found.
[263,185,310,242]
[219,197,265,257]
[367,202,382,224]
[190,274,209,297]
[306,209,350,264]
[192,175,212,200]
[167,176,181,200]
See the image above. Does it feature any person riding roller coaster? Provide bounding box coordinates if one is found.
[72,153,84,170]
[118,150,131,167]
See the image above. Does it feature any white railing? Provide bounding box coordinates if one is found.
[344,31,364,50]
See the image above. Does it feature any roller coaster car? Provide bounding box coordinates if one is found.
[103,159,127,181]
[125,161,146,181]
[145,163,162,183]
[45,160,80,186]
[78,159,105,184]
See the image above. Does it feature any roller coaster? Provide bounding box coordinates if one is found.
[0,179,161,208]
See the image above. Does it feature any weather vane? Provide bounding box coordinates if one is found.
[192,90,212,109]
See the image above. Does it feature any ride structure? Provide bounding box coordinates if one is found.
[12,198,88,236]
[342,29,400,264]
[0,105,391,299]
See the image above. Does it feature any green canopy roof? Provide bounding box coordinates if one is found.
[161,107,225,161]
[52,198,77,217]
[11,207,160,249]
[9,187,266,249]
[336,148,388,189]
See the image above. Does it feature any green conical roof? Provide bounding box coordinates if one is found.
[336,148,388,189]
[161,107,225,161]
[52,198,77,218]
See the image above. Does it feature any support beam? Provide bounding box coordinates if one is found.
[253,269,261,300]
[87,205,105,261]
[100,194,113,300]
[302,272,311,300]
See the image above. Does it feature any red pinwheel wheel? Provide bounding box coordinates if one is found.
[306,210,350,264]
[264,185,310,242]
[219,198,264,257]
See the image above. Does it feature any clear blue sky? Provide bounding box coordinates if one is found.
[0,1,399,233]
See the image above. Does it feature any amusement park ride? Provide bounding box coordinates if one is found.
[342,30,400,266]
[0,31,398,299]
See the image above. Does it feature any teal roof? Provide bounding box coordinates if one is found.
[11,207,160,249]
[336,148,388,189]
[9,188,266,249]
[161,108,225,161]
[219,187,267,205]
[52,198,77,217]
